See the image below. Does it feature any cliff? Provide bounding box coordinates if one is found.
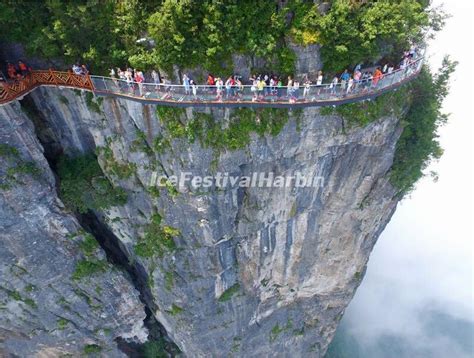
[0,100,147,356]
[0,80,404,357]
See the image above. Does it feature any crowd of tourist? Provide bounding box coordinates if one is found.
[104,45,419,101]
[1,60,32,81]
[2,45,420,104]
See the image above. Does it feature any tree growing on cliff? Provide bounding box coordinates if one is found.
[390,56,457,195]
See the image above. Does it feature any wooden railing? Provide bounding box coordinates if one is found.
[0,70,94,105]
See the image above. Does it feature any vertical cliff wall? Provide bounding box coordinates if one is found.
[1,84,403,357]
[0,101,147,357]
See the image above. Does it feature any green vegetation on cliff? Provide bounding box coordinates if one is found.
[390,57,457,195]
[321,56,456,196]
[0,144,41,190]
[1,1,436,75]
[134,213,180,258]
[57,153,127,213]
[289,0,432,72]
[155,107,296,152]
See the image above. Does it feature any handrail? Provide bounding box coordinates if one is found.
[0,70,94,105]
[92,56,423,90]
[0,56,423,108]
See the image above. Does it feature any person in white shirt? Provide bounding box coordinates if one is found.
[347,76,354,94]
[316,70,323,94]
[303,77,311,99]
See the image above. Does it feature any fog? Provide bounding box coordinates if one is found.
[327,1,473,357]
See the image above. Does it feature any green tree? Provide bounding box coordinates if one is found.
[390,56,457,195]
[290,0,431,73]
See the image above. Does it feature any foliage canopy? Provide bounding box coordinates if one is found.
[0,0,436,75]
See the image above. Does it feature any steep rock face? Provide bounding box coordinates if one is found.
[287,40,322,79]
[0,101,147,357]
[8,85,403,357]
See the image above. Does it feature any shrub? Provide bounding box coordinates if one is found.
[134,214,180,258]
[320,86,409,126]
[57,153,127,213]
[97,143,136,179]
[72,259,108,280]
[83,344,102,354]
[0,144,20,158]
[218,283,240,302]
[85,92,102,114]
[141,339,167,358]
[390,57,457,195]
[0,145,41,189]
[78,233,100,256]
[168,303,184,316]
[57,318,68,330]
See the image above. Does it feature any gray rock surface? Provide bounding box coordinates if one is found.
[0,101,147,357]
[288,39,323,79]
[0,85,403,357]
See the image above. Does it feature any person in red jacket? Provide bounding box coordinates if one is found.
[207,73,215,94]
[18,60,29,77]
[372,68,383,87]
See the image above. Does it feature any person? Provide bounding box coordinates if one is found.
[264,74,270,96]
[353,69,361,90]
[346,76,354,94]
[18,61,29,77]
[372,67,383,87]
[183,74,190,95]
[190,79,197,98]
[109,68,116,78]
[303,77,311,99]
[135,70,145,96]
[80,64,89,75]
[269,76,276,95]
[72,64,82,75]
[215,77,223,100]
[293,79,300,100]
[277,77,283,98]
[287,76,293,98]
[225,76,234,98]
[361,71,371,90]
[400,57,408,70]
[115,68,125,91]
[257,77,265,99]
[235,77,243,99]
[250,76,258,101]
[125,68,133,92]
[316,71,323,95]
[207,73,215,94]
[7,63,17,79]
[340,69,350,91]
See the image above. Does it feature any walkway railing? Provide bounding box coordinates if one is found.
[0,70,93,105]
[0,57,423,108]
